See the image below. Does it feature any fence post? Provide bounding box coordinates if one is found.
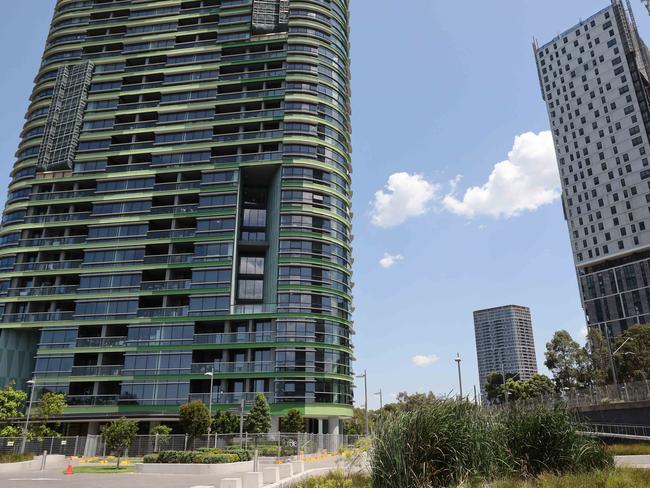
[184,434,188,451]
[74,436,79,457]
[41,450,47,471]
[154,433,159,453]
[50,437,55,454]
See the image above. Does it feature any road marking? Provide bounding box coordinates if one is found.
[189,485,215,488]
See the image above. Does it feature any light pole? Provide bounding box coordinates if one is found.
[20,380,36,454]
[374,389,383,410]
[355,370,368,435]
[455,353,463,400]
[204,370,214,438]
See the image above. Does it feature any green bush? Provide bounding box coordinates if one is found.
[503,405,613,477]
[370,400,613,488]
[142,454,159,464]
[156,450,193,464]
[145,450,244,464]
[0,453,34,464]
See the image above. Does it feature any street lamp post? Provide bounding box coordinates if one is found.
[205,370,214,439]
[374,389,383,410]
[355,370,368,435]
[20,380,36,455]
[455,353,463,400]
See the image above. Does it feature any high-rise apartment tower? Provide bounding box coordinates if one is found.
[473,305,538,397]
[0,0,353,435]
[535,1,650,340]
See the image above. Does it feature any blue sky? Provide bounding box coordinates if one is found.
[1,1,648,408]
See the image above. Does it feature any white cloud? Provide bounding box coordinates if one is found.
[371,172,439,228]
[379,253,404,269]
[442,131,559,218]
[412,354,440,367]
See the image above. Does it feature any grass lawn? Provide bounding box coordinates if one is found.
[607,443,650,456]
[68,466,135,474]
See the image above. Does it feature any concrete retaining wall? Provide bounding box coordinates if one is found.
[136,460,253,475]
[0,454,66,473]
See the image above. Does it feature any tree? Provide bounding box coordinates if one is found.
[281,409,304,433]
[29,392,66,439]
[150,424,172,451]
[343,408,371,435]
[584,328,611,386]
[544,330,587,389]
[616,324,650,382]
[179,401,211,441]
[522,374,555,398]
[101,418,138,468]
[484,373,505,403]
[0,382,26,437]
[212,411,240,434]
[245,393,271,434]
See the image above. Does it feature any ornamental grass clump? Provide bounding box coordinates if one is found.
[370,399,509,487]
[502,404,613,477]
[370,399,612,488]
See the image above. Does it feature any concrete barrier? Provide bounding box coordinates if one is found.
[0,454,66,474]
[278,463,293,478]
[220,479,242,488]
[262,466,280,483]
[135,460,253,475]
[291,461,305,474]
[242,472,262,488]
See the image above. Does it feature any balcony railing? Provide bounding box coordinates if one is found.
[147,228,196,239]
[193,332,275,345]
[71,365,123,376]
[140,280,191,291]
[75,336,127,348]
[30,189,95,201]
[2,311,74,323]
[191,361,274,374]
[188,392,274,405]
[14,260,83,271]
[137,306,188,318]
[23,212,92,224]
[20,236,87,247]
[6,285,79,297]
[143,254,193,264]
[66,394,120,406]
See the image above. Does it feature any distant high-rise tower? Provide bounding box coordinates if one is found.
[0,0,353,435]
[534,1,650,340]
[473,305,538,396]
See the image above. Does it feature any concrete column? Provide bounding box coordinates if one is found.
[271,416,280,433]
[328,416,340,453]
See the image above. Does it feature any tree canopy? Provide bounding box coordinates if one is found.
[101,418,138,468]
[246,393,271,434]
[281,408,305,433]
[179,400,211,439]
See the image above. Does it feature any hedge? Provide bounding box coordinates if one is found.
[143,449,249,464]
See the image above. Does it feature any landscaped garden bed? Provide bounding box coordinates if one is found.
[143,447,251,464]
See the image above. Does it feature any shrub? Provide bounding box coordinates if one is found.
[147,450,244,464]
[370,399,613,488]
[0,453,34,464]
[371,399,508,487]
[142,454,159,464]
[156,450,193,464]
[503,404,613,477]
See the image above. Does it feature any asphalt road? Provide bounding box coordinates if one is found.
[0,457,341,488]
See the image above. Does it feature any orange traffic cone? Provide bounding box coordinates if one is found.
[65,463,73,475]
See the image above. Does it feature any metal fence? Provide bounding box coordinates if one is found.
[488,379,650,409]
[0,433,365,458]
